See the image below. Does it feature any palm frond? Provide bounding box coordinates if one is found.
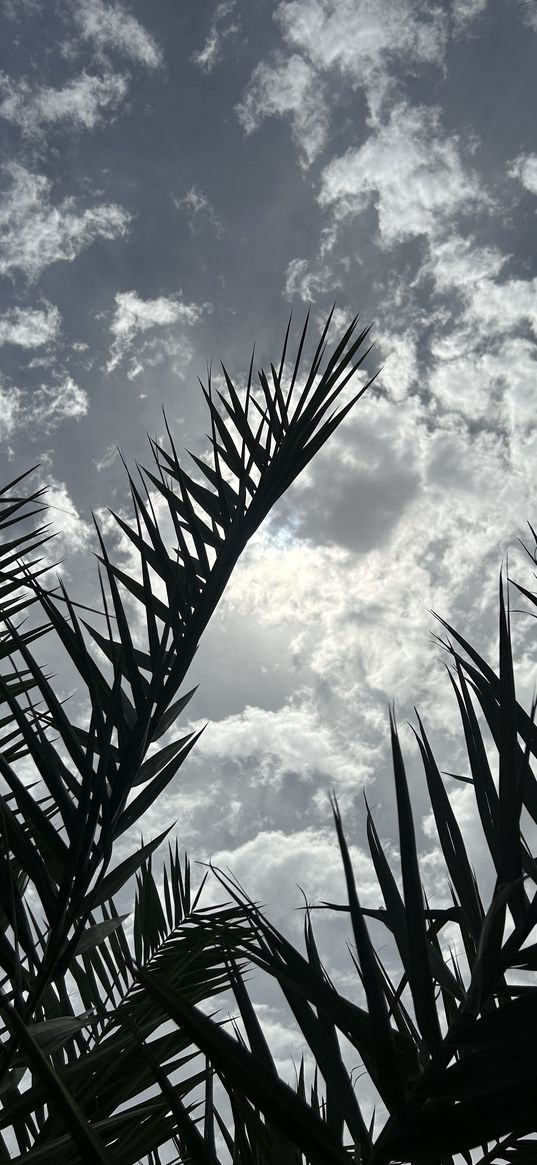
[0,314,374,1162]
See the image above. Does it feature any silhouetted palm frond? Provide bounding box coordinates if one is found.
[0,314,376,1162]
[5,310,537,1165]
[152,569,537,1165]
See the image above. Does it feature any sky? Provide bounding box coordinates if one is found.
[2,0,537,1083]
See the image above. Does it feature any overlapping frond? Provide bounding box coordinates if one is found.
[4,311,537,1164]
[137,570,537,1165]
[0,314,375,1162]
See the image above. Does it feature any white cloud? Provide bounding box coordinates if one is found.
[428,338,537,427]
[319,103,486,246]
[240,0,447,136]
[191,701,375,791]
[0,375,88,440]
[210,827,379,917]
[173,185,222,235]
[0,71,128,135]
[0,383,21,440]
[509,153,537,197]
[0,302,61,347]
[238,0,490,166]
[421,234,506,295]
[42,477,92,561]
[94,443,119,471]
[377,330,418,401]
[73,1,162,69]
[423,235,537,344]
[470,275,537,338]
[192,1,239,73]
[28,377,89,432]
[237,53,329,165]
[107,290,202,372]
[0,165,131,281]
[275,0,446,85]
[284,257,341,300]
[450,0,489,31]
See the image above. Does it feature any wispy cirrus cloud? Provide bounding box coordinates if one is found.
[0,164,131,282]
[107,290,203,373]
[0,302,61,347]
[0,71,128,136]
[0,375,88,443]
[72,0,163,69]
[192,1,239,73]
[173,185,223,235]
[28,376,89,432]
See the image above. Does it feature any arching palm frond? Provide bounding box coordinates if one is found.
[140,567,537,1165]
[0,314,375,1162]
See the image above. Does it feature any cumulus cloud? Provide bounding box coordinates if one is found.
[213,367,532,723]
[427,337,537,429]
[191,701,375,791]
[238,0,448,141]
[376,330,418,401]
[237,1,493,167]
[0,71,128,135]
[0,302,61,347]
[107,290,202,372]
[422,235,537,346]
[319,103,486,246]
[275,0,446,92]
[209,827,379,919]
[421,234,506,295]
[0,164,131,281]
[237,53,329,165]
[72,1,162,69]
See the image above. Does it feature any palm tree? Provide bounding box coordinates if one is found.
[2,311,537,1164]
